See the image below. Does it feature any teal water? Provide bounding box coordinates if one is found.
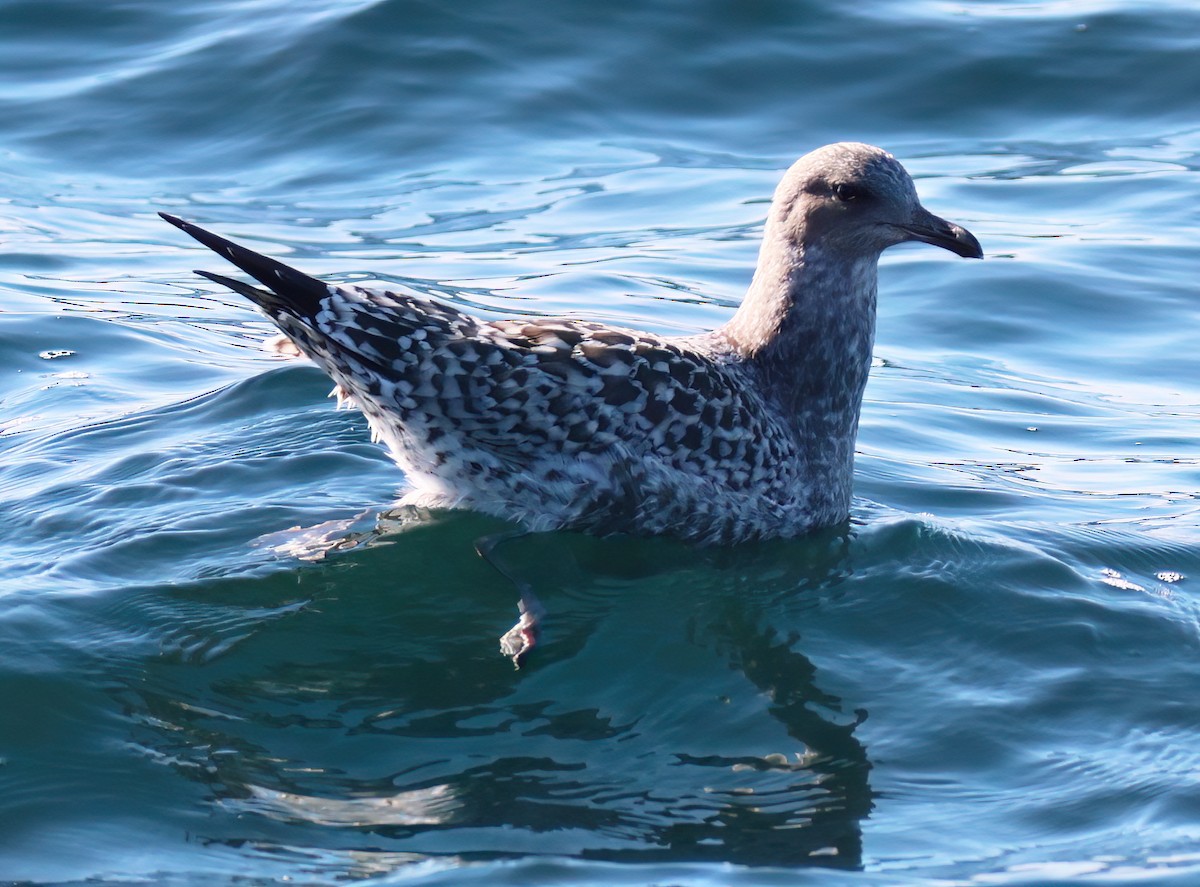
[2,1,1200,884]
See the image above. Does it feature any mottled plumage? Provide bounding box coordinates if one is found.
[162,143,981,546]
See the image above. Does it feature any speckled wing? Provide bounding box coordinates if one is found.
[298,291,800,539]
[160,213,799,539]
[303,288,778,484]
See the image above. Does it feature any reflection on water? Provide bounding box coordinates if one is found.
[112,515,872,874]
[231,782,461,828]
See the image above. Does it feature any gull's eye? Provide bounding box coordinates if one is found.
[833,183,867,202]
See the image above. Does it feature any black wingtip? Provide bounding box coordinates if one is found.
[159,211,330,318]
[192,268,287,312]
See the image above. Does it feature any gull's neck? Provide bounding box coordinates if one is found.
[719,230,880,517]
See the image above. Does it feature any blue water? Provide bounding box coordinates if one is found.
[3,1,1200,884]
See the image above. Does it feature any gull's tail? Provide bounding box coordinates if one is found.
[158,212,330,320]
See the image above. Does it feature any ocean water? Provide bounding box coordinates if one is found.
[2,0,1199,883]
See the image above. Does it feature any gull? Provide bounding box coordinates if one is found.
[161,142,982,663]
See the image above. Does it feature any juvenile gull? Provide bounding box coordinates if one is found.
[161,143,980,654]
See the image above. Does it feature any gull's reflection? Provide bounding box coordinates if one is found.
[578,533,872,868]
[121,512,873,874]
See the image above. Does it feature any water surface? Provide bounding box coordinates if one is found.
[2,1,1199,884]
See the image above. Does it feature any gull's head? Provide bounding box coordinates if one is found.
[769,142,983,260]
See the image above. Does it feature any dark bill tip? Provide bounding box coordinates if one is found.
[899,212,984,260]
